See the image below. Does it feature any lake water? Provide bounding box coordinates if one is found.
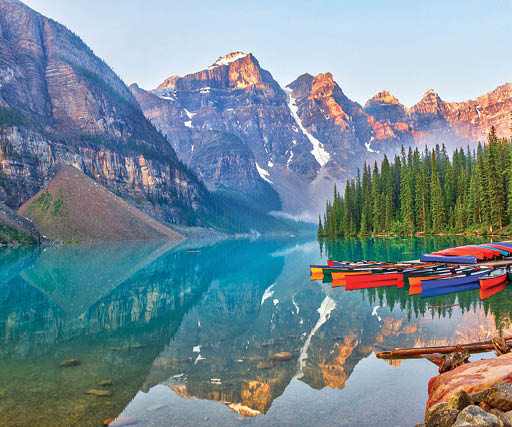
[1,236,511,426]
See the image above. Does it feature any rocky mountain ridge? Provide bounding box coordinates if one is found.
[139,51,511,218]
[0,0,218,231]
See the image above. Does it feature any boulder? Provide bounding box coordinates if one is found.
[426,409,459,427]
[59,359,81,367]
[471,388,491,404]
[502,411,512,427]
[425,402,448,422]
[270,352,294,361]
[453,405,503,427]
[447,389,473,410]
[427,353,512,412]
[486,383,512,411]
[86,389,112,397]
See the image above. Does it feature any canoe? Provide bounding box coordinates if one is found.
[495,241,512,248]
[344,272,403,283]
[480,282,508,300]
[459,245,501,258]
[420,254,477,264]
[331,271,374,280]
[479,268,507,289]
[478,245,510,256]
[432,248,486,261]
[311,262,437,276]
[345,277,403,290]
[481,243,512,255]
[342,265,448,286]
[408,268,481,295]
[332,279,346,288]
[421,282,480,298]
[421,270,489,290]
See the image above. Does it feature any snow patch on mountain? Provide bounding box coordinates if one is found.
[210,52,248,68]
[255,162,273,183]
[365,136,379,153]
[284,87,330,167]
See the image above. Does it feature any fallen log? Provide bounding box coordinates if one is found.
[376,336,512,359]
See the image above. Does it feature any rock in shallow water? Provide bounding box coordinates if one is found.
[270,352,294,361]
[59,359,81,367]
[86,389,112,397]
[453,405,503,427]
[486,383,512,411]
[110,419,137,426]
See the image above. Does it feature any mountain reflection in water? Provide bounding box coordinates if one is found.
[0,236,511,426]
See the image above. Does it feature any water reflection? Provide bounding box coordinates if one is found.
[0,237,509,426]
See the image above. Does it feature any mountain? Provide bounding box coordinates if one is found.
[18,165,183,243]
[132,52,322,215]
[365,85,512,148]
[0,0,214,228]
[136,54,416,216]
[286,73,413,173]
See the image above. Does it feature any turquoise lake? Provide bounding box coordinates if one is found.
[1,236,511,426]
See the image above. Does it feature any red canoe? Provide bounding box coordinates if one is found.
[479,268,507,290]
[459,245,501,258]
[481,243,512,255]
[432,248,486,261]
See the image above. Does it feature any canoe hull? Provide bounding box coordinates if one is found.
[420,254,477,264]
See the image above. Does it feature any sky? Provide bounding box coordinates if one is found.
[22,0,512,107]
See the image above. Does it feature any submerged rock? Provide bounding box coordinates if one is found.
[108,418,137,426]
[453,405,503,427]
[86,389,112,397]
[59,359,81,367]
[270,352,294,361]
[486,383,512,411]
[257,361,274,369]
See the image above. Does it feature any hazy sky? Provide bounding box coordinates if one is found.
[22,0,512,106]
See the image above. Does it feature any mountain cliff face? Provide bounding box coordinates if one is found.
[133,53,321,214]
[136,55,417,215]
[0,0,211,226]
[286,73,413,176]
[365,85,512,148]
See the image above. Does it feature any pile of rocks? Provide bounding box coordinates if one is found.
[418,383,512,427]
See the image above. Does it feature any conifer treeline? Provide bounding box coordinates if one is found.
[318,127,511,237]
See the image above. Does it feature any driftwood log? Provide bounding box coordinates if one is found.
[376,336,512,359]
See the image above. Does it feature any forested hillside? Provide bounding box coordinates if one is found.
[319,127,512,237]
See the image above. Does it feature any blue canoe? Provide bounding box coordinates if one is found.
[420,254,477,264]
[421,283,480,298]
[421,270,489,290]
